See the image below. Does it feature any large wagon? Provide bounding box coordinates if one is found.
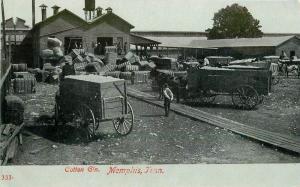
[54,75,134,140]
[186,66,271,109]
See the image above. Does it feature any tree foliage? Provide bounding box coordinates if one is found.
[206,4,263,39]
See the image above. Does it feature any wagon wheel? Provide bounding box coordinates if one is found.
[73,104,96,140]
[232,85,259,110]
[200,90,217,104]
[112,102,134,136]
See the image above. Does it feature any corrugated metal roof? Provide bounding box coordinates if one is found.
[189,36,296,48]
[142,36,207,48]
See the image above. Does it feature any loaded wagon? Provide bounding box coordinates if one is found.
[54,75,134,140]
[206,56,234,67]
[186,66,271,109]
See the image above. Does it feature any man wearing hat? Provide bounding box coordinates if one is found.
[61,60,75,81]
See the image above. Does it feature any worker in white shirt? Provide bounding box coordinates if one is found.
[163,83,174,117]
[204,57,210,66]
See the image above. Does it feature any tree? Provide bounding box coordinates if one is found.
[206,4,263,39]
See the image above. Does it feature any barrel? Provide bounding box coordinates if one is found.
[132,71,150,84]
[12,63,28,72]
[13,73,36,94]
[105,71,121,78]
[105,52,118,65]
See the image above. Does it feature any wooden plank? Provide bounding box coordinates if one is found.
[2,124,14,136]
[0,123,24,165]
[0,64,11,89]
[127,88,300,154]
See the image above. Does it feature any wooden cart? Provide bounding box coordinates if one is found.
[54,75,134,139]
[185,67,271,109]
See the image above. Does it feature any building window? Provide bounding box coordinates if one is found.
[290,51,296,58]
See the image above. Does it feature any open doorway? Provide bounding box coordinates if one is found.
[290,50,296,59]
[95,37,113,55]
[64,37,83,54]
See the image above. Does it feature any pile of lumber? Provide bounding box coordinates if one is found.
[0,123,24,165]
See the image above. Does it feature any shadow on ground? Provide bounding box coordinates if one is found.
[25,115,120,145]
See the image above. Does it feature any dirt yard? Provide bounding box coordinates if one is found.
[131,76,300,140]
[11,81,300,165]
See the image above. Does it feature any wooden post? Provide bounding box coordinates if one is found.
[124,81,128,114]
[1,0,7,58]
[32,0,35,26]
[135,45,138,54]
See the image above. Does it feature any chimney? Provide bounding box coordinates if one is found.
[96,7,103,17]
[106,7,112,14]
[52,5,60,15]
[32,0,35,26]
[39,4,48,21]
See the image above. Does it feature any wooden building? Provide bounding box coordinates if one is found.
[189,36,300,59]
[19,6,135,68]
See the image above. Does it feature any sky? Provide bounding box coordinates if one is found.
[2,0,300,33]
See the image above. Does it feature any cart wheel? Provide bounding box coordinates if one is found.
[200,90,216,104]
[201,95,216,104]
[232,85,259,110]
[113,102,134,136]
[73,104,96,139]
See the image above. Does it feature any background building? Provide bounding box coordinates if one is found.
[19,3,135,68]
[1,17,31,62]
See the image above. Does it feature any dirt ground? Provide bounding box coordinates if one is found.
[131,76,300,140]
[10,81,300,165]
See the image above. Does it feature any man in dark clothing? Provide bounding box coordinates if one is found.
[61,61,75,81]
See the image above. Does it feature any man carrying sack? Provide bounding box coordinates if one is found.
[163,83,174,117]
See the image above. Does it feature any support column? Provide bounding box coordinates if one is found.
[135,45,138,54]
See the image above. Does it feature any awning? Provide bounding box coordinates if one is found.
[130,34,161,46]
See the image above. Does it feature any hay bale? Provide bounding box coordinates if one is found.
[47,37,62,48]
[40,49,54,59]
[53,47,64,57]
[4,95,25,125]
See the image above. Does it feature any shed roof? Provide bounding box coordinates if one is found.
[130,34,161,46]
[189,36,296,48]
[143,36,207,48]
[34,8,134,31]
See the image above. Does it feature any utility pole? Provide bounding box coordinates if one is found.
[32,0,35,26]
[1,0,7,58]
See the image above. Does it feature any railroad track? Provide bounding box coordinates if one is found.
[127,88,300,154]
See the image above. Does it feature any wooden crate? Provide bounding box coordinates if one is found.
[60,75,126,120]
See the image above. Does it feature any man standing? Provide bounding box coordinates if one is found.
[61,61,75,81]
[163,83,174,117]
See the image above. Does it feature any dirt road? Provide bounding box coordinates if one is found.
[12,83,300,165]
